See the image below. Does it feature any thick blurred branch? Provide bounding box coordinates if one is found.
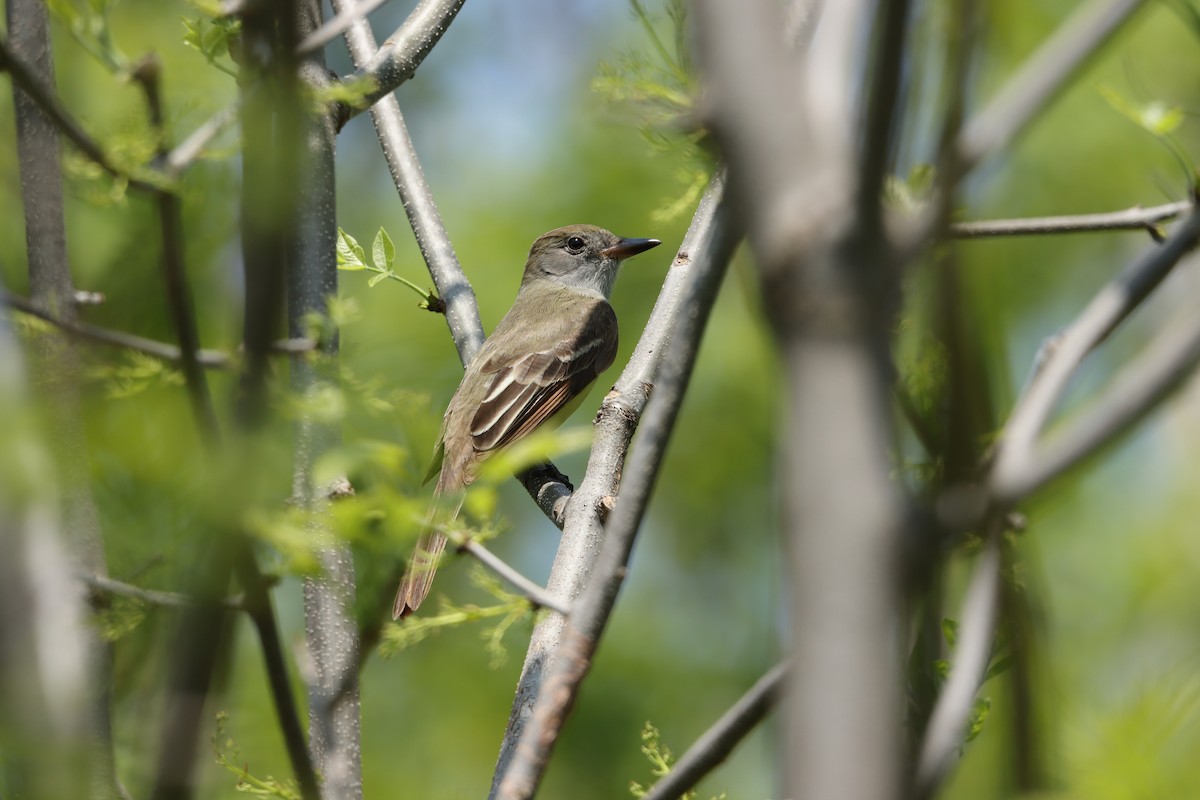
[956,0,1148,172]
[641,663,788,800]
[492,174,739,799]
[5,1,120,796]
[292,1,363,793]
[694,4,908,800]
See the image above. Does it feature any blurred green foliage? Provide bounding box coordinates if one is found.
[3,0,1200,798]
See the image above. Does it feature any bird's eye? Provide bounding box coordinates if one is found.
[566,236,586,253]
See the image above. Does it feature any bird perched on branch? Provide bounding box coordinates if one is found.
[394,224,661,619]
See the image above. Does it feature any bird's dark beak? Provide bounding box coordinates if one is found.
[601,237,662,260]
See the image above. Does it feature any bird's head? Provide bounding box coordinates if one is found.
[522,224,661,299]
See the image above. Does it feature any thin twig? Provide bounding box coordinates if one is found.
[133,55,220,440]
[949,200,1190,239]
[956,0,1149,172]
[913,530,1002,799]
[166,102,239,175]
[494,180,739,800]
[3,289,314,367]
[0,34,160,193]
[343,0,468,119]
[81,572,246,611]
[640,663,788,800]
[456,538,570,616]
[296,0,390,57]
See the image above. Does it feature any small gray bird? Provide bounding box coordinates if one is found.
[394,224,661,619]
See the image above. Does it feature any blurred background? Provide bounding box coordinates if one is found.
[2,0,1200,797]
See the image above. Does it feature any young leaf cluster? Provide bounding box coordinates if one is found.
[337,227,440,309]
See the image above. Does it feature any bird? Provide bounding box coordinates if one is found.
[393,224,661,619]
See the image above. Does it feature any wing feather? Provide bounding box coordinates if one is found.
[468,303,617,453]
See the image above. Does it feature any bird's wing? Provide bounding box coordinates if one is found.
[468,303,617,453]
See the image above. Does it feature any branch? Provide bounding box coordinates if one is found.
[640,663,788,800]
[915,210,1200,800]
[336,0,577,524]
[166,102,239,176]
[489,173,739,797]
[0,33,160,193]
[516,463,572,529]
[949,200,1191,239]
[913,531,1002,799]
[990,209,1200,503]
[695,6,907,800]
[344,0,468,119]
[956,0,1149,172]
[133,55,220,440]
[493,178,739,800]
[456,538,570,616]
[855,0,913,232]
[335,0,481,361]
[6,3,121,795]
[297,0,389,57]
[2,290,314,367]
[290,2,363,790]
[81,572,246,611]
[1011,284,1200,500]
[233,555,322,800]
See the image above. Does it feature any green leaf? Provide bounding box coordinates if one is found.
[984,654,1014,682]
[372,227,396,271]
[336,227,366,269]
[942,617,958,649]
[1101,87,1185,137]
[367,271,389,288]
[965,696,991,743]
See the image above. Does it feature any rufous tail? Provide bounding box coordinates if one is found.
[393,532,448,619]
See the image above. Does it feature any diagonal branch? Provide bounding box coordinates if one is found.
[488,173,738,797]
[297,0,390,57]
[918,211,1200,799]
[956,0,1149,172]
[990,209,1200,503]
[640,663,788,800]
[493,178,739,800]
[335,0,481,360]
[455,538,569,616]
[0,34,160,193]
[343,0,468,118]
[913,530,1002,799]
